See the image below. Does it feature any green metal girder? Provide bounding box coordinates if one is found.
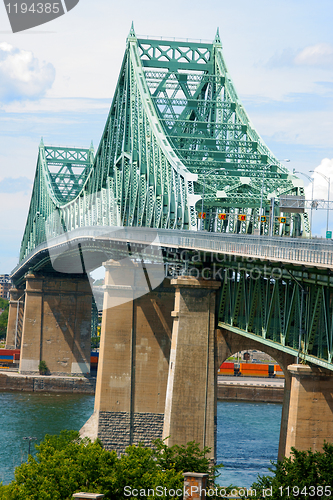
[138,29,308,236]
[19,141,94,261]
[217,261,333,369]
[19,25,310,263]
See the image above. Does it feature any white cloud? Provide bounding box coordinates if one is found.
[0,43,55,102]
[302,158,333,236]
[1,96,110,114]
[295,43,333,67]
[304,158,333,200]
[0,177,32,194]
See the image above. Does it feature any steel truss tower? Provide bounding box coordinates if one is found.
[20,26,309,262]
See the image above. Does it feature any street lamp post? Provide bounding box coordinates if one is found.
[293,169,314,237]
[259,166,266,218]
[310,170,331,236]
[23,436,37,457]
[201,168,217,230]
[260,160,289,234]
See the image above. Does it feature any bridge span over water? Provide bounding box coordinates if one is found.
[6,27,333,461]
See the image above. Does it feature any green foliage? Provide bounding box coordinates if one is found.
[0,298,9,310]
[0,299,9,338]
[251,442,333,499]
[38,360,48,374]
[0,431,217,500]
[0,309,8,339]
[113,443,184,499]
[91,336,100,349]
[152,439,218,483]
[0,430,118,500]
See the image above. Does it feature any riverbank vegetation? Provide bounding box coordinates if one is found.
[2,429,333,500]
[0,431,216,499]
[0,298,8,339]
[251,442,333,499]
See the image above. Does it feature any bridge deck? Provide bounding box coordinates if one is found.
[12,227,333,278]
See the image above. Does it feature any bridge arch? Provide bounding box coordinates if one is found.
[216,328,294,460]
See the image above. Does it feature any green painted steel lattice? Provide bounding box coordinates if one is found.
[217,260,333,369]
[20,26,309,263]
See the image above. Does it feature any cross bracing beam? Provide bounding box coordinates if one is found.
[19,26,310,263]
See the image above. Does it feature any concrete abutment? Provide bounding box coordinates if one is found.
[14,272,92,376]
[162,276,220,460]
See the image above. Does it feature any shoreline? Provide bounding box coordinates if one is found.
[217,378,284,403]
[0,370,96,394]
[0,370,284,402]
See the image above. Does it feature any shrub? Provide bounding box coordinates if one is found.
[251,442,333,499]
[38,360,48,374]
[0,431,218,500]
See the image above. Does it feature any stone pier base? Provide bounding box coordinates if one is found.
[84,260,174,453]
[282,364,333,456]
[19,272,92,376]
[95,411,164,450]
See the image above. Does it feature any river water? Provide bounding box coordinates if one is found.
[216,401,282,487]
[0,392,282,488]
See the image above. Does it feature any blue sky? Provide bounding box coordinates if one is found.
[1,0,333,272]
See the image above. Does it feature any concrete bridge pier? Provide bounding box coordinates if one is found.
[162,276,221,460]
[83,261,174,453]
[18,272,92,375]
[281,364,333,456]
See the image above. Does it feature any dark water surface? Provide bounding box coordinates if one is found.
[0,393,281,487]
[0,392,95,484]
[216,400,282,488]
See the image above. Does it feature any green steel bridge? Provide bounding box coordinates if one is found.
[12,26,333,372]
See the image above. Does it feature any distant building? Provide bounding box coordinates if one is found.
[0,275,11,299]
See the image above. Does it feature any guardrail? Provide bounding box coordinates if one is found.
[11,226,333,279]
[160,230,333,268]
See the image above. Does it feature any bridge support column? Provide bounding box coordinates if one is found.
[5,288,25,349]
[281,364,333,457]
[19,272,92,375]
[82,261,173,453]
[162,276,220,460]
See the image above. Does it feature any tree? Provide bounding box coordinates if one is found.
[38,360,48,375]
[0,298,9,339]
[113,442,184,499]
[0,309,8,339]
[251,442,333,499]
[91,336,100,349]
[0,431,217,500]
[0,431,118,500]
[152,439,217,483]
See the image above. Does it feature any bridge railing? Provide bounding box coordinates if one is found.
[168,231,333,268]
[11,227,333,278]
